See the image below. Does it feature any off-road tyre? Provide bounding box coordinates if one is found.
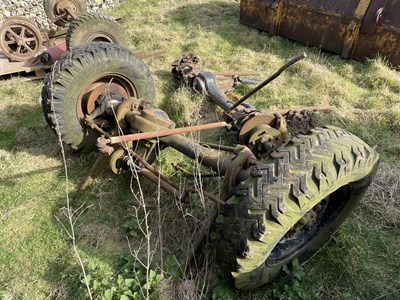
[44,0,87,27]
[41,42,156,150]
[214,127,379,290]
[66,13,128,50]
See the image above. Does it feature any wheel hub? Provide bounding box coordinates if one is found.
[76,75,138,133]
[0,16,43,62]
[79,81,131,117]
[55,0,80,22]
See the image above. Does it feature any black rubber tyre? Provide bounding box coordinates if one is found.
[44,0,87,27]
[41,42,156,150]
[66,13,128,50]
[214,127,379,290]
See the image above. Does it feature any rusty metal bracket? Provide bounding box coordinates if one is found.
[80,155,110,191]
[221,145,257,201]
[360,1,388,34]
[172,53,260,97]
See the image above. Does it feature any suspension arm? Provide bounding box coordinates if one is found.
[107,120,228,144]
[124,113,231,175]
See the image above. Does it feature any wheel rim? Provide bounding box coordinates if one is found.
[0,17,42,61]
[54,0,81,23]
[266,185,352,266]
[76,74,138,131]
[88,33,116,43]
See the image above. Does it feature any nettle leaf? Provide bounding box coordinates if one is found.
[155,274,164,282]
[292,259,300,268]
[282,264,290,274]
[125,278,135,287]
[117,275,124,285]
[124,290,133,296]
[103,289,113,300]
[102,279,109,285]
[149,269,157,281]
[93,280,101,291]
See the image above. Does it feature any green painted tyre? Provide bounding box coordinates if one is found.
[66,13,128,50]
[214,127,379,290]
[41,42,156,150]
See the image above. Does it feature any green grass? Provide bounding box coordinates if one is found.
[1,0,400,299]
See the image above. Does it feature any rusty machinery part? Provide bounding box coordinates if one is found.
[171,52,200,84]
[39,44,380,289]
[38,42,68,65]
[171,52,306,113]
[172,53,259,95]
[193,71,255,111]
[220,145,257,201]
[0,16,43,62]
[41,42,156,150]
[109,148,128,175]
[237,112,288,159]
[106,121,227,145]
[213,127,379,290]
[66,13,129,50]
[240,0,400,68]
[170,53,331,159]
[230,106,331,158]
[44,0,87,27]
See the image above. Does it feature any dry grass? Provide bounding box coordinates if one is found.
[363,163,400,229]
[1,0,400,299]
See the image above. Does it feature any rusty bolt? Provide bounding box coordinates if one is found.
[97,136,114,156]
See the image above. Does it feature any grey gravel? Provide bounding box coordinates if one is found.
[0,0,124,31]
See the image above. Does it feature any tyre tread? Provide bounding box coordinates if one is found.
[214,127,379,289]
[41,43,155,150]
[66,12,127,50]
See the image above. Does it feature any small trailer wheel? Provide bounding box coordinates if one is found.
[44,0,87,27]
[41,42,156,150]
[214,127,379,290]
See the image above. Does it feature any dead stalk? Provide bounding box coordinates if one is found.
[51,61,93,300]
[109,86,156,299]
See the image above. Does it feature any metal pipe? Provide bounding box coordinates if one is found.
[213,71,257,76]
[139,168,181,196]
[198,71,236,111]
[185,188,225,205]
[129,149,224,205]
[108,120,227,144]
[172,163,220,177]
[269,105,333,116]
[228,52,307,112]
[128,149,182,191]
[159,133,230,175]
[125,113,231,175]
[199,143,236,152]
[240,78,262,85]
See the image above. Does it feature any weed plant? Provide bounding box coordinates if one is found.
[1,0,400,299]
